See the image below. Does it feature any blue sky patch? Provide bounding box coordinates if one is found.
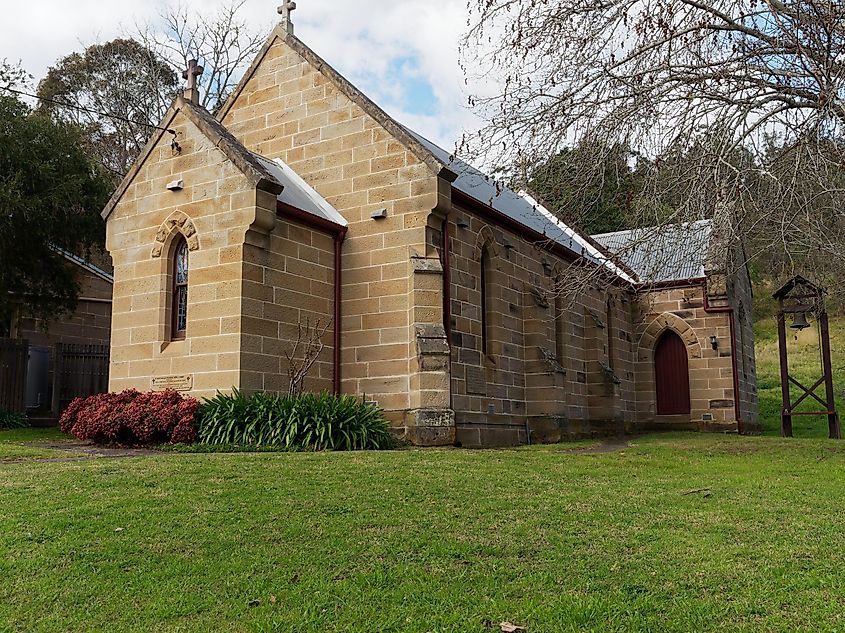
[353,53,439,119]
[387,56,438,116]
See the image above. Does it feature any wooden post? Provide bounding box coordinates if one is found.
[819,312,841,439]
[776,310,793,437]
[51,343,63,419]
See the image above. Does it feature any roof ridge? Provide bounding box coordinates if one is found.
[216,25,454,181]
[102,96,284,220]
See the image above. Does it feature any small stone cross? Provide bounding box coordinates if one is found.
[278,1,297,33]
[182,59,204,104]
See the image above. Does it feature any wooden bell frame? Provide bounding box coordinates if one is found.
[773,275,840,439]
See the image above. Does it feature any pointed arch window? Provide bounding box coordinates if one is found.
[554,278,566,363]
[172,238,189,340]
[480,246,492,356]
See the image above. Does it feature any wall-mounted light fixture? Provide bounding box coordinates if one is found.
[709,335,718,350]
[370,208,388,220]
[166,178,184,191]
[456,216,469,228]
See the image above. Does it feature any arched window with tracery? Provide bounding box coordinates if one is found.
[172,237,189,340]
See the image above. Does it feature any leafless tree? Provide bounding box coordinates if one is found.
[285,318,332,396]
[35,2,264,180]
[133,1,266,114]
[462,0,845,294]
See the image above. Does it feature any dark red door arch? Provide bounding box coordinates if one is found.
[655,330,691,415]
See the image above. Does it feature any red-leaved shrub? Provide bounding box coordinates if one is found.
[59,389,199,446]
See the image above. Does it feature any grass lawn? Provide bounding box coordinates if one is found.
[754,316,845,438]
[0,428,84,461]
[3,429,845,632]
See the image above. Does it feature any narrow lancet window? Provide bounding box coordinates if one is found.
[172,238,189,339]
[481,247,491,356]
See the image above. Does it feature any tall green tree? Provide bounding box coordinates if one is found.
[528,143,643,235]
[36,39,179,180]
[0,74,111,328]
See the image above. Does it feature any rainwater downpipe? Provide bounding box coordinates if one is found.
[333,227,348,395]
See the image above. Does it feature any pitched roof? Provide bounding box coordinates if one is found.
[407,131,600,261]
[216,29,632,274]
[102,96,344,228]
[50,246,114,284]
[772,274,825,300]
[253,155,347,227]
[592,220,712,283]
[102,96,283,220]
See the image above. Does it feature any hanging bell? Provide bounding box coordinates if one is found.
[790,311,810,330]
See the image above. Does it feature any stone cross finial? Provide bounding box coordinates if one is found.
[182,58,204,105]
[278,1,297,34]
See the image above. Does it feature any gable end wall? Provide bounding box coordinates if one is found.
[220,35,447,432]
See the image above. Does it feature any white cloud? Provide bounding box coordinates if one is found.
[1,0,484,148]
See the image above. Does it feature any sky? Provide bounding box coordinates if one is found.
[1,0,484,149]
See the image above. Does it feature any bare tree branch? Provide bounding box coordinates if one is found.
[462,0,845,295]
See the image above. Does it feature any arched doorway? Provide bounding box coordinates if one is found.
[655,330,691,415]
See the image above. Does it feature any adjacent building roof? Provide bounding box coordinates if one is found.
[51,246,114,284]
[592,220,712,283]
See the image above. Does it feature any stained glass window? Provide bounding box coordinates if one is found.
[173,239,189,338]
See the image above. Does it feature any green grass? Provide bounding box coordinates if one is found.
[0,428,82,461]
[3,429,845,631]
[754,316,845,437]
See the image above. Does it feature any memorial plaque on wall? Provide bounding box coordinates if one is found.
[151,375,193,392]
[466,366,487,396]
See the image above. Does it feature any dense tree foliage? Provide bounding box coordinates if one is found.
[528,144,643,235]
[0,84,111,328]
[37,39,179,180]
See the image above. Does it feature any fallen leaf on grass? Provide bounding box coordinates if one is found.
[114,527,124,532]
[500,622,527,632]
[269,595,277,605]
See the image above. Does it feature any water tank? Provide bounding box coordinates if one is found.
[25,346,50,409]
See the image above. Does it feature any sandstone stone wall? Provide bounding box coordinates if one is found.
[16,267,112,349]
[106,107,265,401]
[445,205,638,446]
[218,32,450,435]
[728,256,760,432]
[634,285,739,430]
[239,217,336,394]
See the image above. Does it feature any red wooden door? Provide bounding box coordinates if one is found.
[655,330,691,415]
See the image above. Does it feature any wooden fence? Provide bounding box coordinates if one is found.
[0,338,28,413]
[51,343,110,416]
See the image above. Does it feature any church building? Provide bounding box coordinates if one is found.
[102,8,760,446]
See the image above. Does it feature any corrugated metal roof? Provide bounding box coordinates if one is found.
[252,154,348,227]
[592,220,712,282]
[404,129,619,269]
[50,246,114,283]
